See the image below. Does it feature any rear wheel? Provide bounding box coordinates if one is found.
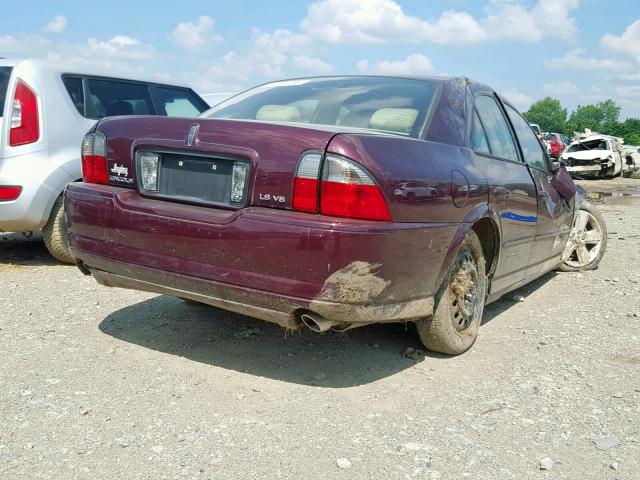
[560,202,607,272]
[415,231,487,355]
[43,196,74,264]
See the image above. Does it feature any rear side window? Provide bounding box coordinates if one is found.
[471,110,491,155]
[86,79,154,119]
[505,105,548,171]
[63,76,84,115]
[0,67,13,117]
[152,86,205,117]
[473,95,518,162]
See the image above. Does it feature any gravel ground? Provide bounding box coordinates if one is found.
[1,178,639,479]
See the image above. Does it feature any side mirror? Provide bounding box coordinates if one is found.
[550,163,576,200]
[551,159,566,172]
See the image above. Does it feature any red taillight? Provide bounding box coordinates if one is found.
[550,140,561,154]
[81,132,109,184]
[292,152,391,221]
[292,152,322,212]
[0,186,22,201]
[320,155,391,221]
[9,80,39,146]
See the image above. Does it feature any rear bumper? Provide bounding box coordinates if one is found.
[0,150,76,232]
[65,183,458,327]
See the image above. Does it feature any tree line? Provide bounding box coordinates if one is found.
[522,97,640,145]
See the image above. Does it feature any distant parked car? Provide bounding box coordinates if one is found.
[561,131,638,178]
[543,132,566,159]
[0,59,208,262]
[395,181,437,201]
[65,75,606,355]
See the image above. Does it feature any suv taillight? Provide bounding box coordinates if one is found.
[292,152,391,221]
[9,80,39,146]
[81,132,109,184]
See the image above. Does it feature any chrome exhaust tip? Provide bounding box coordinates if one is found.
[300,312,336,332]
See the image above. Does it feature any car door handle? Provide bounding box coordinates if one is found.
[538,191,550,199]
[494,186,511,197]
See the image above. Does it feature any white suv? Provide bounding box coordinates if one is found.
[0,59,208,262]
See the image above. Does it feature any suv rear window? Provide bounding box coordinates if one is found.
[63,76,84,115]
[151,86,206,117]
[87,79,154,118]
[0,67,13,117]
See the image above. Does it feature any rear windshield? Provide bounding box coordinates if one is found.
[0,67,13,117]
[202,77,440,138]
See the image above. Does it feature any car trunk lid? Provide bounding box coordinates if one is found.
[95,116,338,210]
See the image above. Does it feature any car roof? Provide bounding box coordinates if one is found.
[0,58,192,89]
[252,74,463,86]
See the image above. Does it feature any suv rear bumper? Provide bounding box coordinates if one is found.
[65,183,458,328]
[0,150,76,232]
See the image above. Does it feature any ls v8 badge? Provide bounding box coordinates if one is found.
[109,163,134,184]
[259,193,286,203]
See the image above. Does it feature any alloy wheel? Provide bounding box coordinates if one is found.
[563,209,604,268]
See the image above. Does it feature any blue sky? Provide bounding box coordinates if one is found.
[1,0,639,118]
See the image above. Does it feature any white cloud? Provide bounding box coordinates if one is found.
[616,85,640,98]
[545,48,631,70]
[500,88,534,111]
[194,29,332,93]
[86,35,154,60]
[45,15,67,34]
[616,72,640,81]
[171,16,222,50]
[482,0,578,42]
[542,81,580,95]
[601,20,640,63]
[301,0,579,45]
[292,55,333,73]
[0,33,57,57]
[302,0,485,44]
[357,53,436,75]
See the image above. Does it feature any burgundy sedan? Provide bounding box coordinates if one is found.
[64,76,607,354]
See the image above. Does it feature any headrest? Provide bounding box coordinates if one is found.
[370,108,418,134]
[256,105,301,122]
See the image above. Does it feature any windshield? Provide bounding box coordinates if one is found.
[0,67,13,117]
[201,77,440,138]
[567,139,609,152]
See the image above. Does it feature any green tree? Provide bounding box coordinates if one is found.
[612,117,640,143]
[522,97,567,133]
[565,99,621,134]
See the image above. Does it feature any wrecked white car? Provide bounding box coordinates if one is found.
[561,131,638,179]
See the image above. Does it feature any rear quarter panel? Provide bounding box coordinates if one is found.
[326,134,489,224]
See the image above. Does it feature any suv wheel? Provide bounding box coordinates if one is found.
[43,196,74,264]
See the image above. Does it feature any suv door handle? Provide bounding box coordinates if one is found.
[538,191,550,199]
[494,186,511,197]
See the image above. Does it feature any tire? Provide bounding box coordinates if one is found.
[42,196,74,264]
[415,230,487,355]
[559,202,607,272]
